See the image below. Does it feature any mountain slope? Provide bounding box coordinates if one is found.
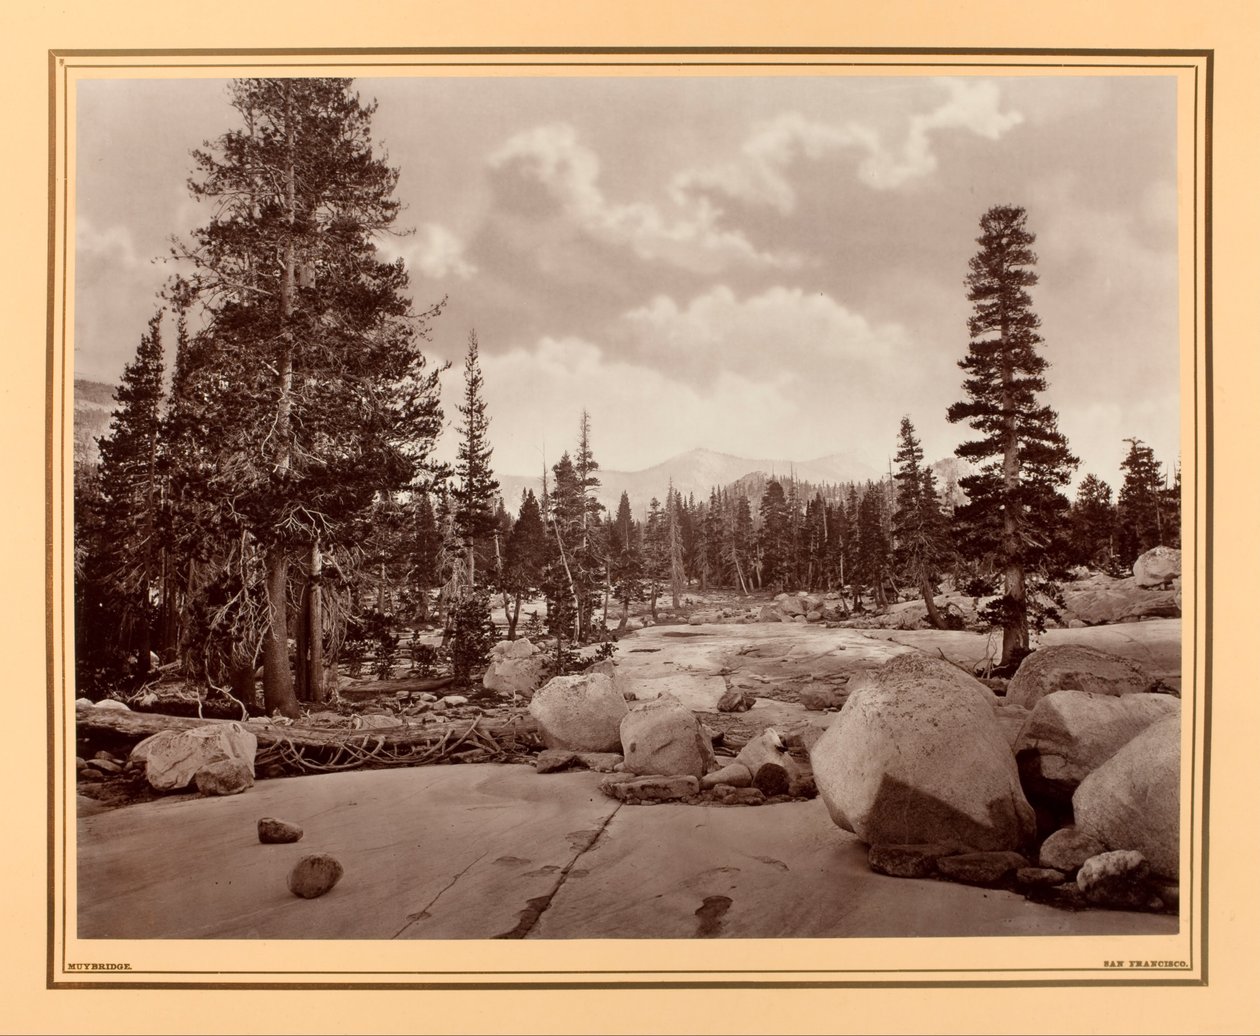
[498,447,882,516]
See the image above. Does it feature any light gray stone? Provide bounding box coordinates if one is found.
[1073,715,1180,879]
[1133,546,1181,588]
[130,722,258,793]
[620,695,716,778]
[1015,690,1179,802]
[1005,645,1160,710]
[528,672,628,753]
[810,653,1035,852]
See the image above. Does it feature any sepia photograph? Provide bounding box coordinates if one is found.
[51,50,1206,989]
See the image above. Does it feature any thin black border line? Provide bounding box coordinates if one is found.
[48,47,1212,991]
[1198,47,1214,988]
[58,61,1203,70]
[48,46,1215,57]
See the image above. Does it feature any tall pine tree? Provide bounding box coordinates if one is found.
[453,330,499,586]
[947,205,1077,667]
[176,78,445,715]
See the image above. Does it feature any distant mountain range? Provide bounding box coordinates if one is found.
[74,379,968,513]
[497,447,883,517]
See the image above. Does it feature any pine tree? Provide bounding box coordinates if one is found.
[502,490,547,639]
[757,479,791,590]
[176,79,446,715]
[947,205,1078,666]
[1068,474,1116,569]
[667,482,685,609]
[99,309,167,673]
[854,483,891,610]
[608,491,645,631]
[453,330,499,586]
[1116,438,1168,566]
[892,417,952,628]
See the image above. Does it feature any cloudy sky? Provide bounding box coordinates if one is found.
[74,72,1180,485]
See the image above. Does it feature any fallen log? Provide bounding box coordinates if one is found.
[76,702,539,755]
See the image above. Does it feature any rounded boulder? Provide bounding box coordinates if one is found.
[810,653,1035,852]
[528,672,628,753]
[1005,645,1159,710]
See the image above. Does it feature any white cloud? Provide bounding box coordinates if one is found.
[619,284,911,385]
[672,79,1024,212]
[460,334,804,474]
[488,122,799,272]
[379,223,477,281]
[75,216,142,268]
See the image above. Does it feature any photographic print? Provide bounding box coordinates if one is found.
[50,50,1207,986]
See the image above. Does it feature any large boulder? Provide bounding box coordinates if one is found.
[1060,578,1180,626]
[1073,714,1180,879]
[1005,645,1160,710]
[619,695,716,778]
[1014,691,1179,803]
[483,645,549,699]
[810,653,1035,852]
[777,595,806,618]
[1133,546,1181,588]
[129,722,258,793]
[527,672,628,752]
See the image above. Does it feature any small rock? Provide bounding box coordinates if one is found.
[94,699,131,711]
[937,851,1029,886]
[798,687,842,711]
[258,818,304,844]
[700,763,753,790]
[716,687,755,713]
[75,756,87,771]
[1076,850,1152,909]
[575,752,624,773]
[76,698,94,709]
[868,843,958,879]
[287,853,344,899]
[85,758,123,774]
[715,786,766,806]
[77,767,103,782]
[194,759,254,796]
[1039,825,1107,873]
[751,762,790,797]
[441,695,469,706]
[1015,867,1067,888]
[602,774,699,803]
[93,750,122,763]
[535,749,580,774]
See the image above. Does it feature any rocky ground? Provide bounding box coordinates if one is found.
[75,556,1186,939]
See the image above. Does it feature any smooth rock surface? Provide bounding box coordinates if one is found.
[78,765,1176,940]
[1076,850,1152,909]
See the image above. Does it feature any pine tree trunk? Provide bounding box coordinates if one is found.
[308,540,325,703]
[261,81,300,720]
[618,596,629,633]
[920,573,946,630]
[508,594,521,640]
[294,579,309,702]
[262,547,300,717]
